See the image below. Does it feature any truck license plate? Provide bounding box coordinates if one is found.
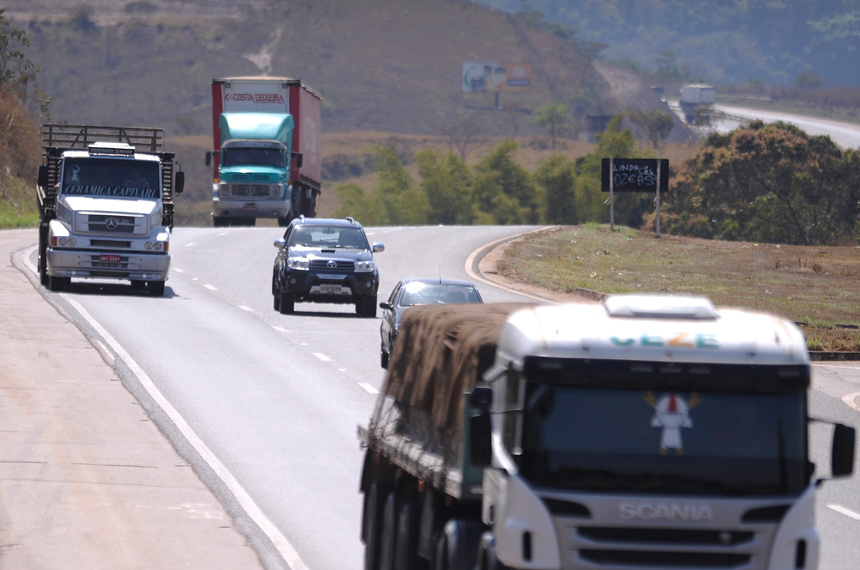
[100,254,122,263]
[242,203,258,211]
[320,284,342,294]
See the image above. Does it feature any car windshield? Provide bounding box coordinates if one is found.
[291,226,367,249]
[510,383,809,496]
[399,282,481,306]
[61,158,160,199]
[222,147,284,168]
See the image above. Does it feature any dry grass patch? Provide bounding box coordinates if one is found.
[498,224,860,353]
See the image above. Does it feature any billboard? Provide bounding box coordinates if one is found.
[461,62,533,93]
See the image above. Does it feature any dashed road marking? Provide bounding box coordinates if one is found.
[828,504,860,520]
[184,242,196,247]
[359,383,379,394]
[313,353,331,362]
[239,305,253,312]
[173,267,185,273]
[273,326,289,334]
[204,284,217,291]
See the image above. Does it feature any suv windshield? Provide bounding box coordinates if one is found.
[511,384,808,496]
[62,158,160,199]
[291,226,367,249]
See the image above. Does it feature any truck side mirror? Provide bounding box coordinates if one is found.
[38,165,47,189]
[205,151,212,166]
[832,423,855,478]
[468,386,493,468]
[174,171,185,195]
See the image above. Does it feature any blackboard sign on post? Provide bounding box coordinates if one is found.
[601,158,669,236]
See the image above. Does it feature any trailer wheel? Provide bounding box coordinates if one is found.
[433,519,480,570]
[213,215,228,228]
[379,491,397,570]
[395,501,426,570]
[364,482,392,570]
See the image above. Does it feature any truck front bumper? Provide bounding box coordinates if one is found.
[46,248,171,282]
[213,198,290,219]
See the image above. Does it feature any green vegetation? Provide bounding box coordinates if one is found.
[498,225,860,353]
[661,120,860,246]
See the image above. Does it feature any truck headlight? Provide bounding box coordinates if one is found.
[219,182,231,198]
[355,260,376,273]
[287,256,310,271]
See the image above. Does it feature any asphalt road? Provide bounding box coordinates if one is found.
[3,225,860,569]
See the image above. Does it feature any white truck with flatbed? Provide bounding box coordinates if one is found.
[359,295,855,570]
[36,124,184,296]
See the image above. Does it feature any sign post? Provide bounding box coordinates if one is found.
[601,158,669,236]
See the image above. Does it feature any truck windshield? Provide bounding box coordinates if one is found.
[61,158,160,199]
[222,147,285,168]
[515,384,809,495]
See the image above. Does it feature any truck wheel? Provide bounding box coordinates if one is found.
[213,216,228,227]
[364,482,392,570]
[278,291,294,314]
[47,275,66,292]
[379,491,397,570]
[433,519,480,570]
[394,501,426,570]
[148,281,165,297]
[131,280,146,290]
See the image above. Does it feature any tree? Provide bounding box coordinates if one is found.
[369,145,428,225]
[0,10,39,99]
[536,155,577,224]
[416,150,474,225]
[664,120,860,245]
[628,110,675,149]
[434,108,486,160]
[472,141,540,224]
[533,102,567,149]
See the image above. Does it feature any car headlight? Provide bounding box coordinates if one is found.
[355,260,376,273]
[287,256,310,271]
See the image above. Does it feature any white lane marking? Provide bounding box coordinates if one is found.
[828,504,860,520]
[464,227,562,303]
[63,296,310,570]
[218,232,230,237]
[842,392,860,412]
[173,267,185,274]
[183,242,196,247]
[96,340,114,364]
[204,284,217,291]
[313,353,331,362]
[238,305,253,312]
[272,326,289,334]
[359,383,379,394]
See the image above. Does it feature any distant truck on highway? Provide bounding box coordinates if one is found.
[679,83,716,124]
[207,76,322,227]
[36,124,184,296]
[359,295,855,570]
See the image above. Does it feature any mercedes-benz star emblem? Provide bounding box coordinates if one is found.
[327,260,338,269]
[105,217,119,231]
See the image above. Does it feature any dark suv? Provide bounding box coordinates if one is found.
[272,216,384,316]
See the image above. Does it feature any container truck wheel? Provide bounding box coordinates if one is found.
[148,281,165,297]
[379,491,397,570]
[364,482,392,570]
[394,501,426,570]
[213,216,228,228]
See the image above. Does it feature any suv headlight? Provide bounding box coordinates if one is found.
[287,256,310,271]
[355,260,376,273]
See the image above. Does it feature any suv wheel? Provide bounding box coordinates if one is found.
[358,295,377,318]
[278,291,295,314]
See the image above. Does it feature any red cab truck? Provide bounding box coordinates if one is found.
[208,77,322,227]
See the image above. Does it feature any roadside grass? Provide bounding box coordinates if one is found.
[498,224,860,353]
[0,178,39,228]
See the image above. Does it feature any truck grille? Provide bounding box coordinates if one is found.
[221,183,280,199]
[85,214,139,235]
